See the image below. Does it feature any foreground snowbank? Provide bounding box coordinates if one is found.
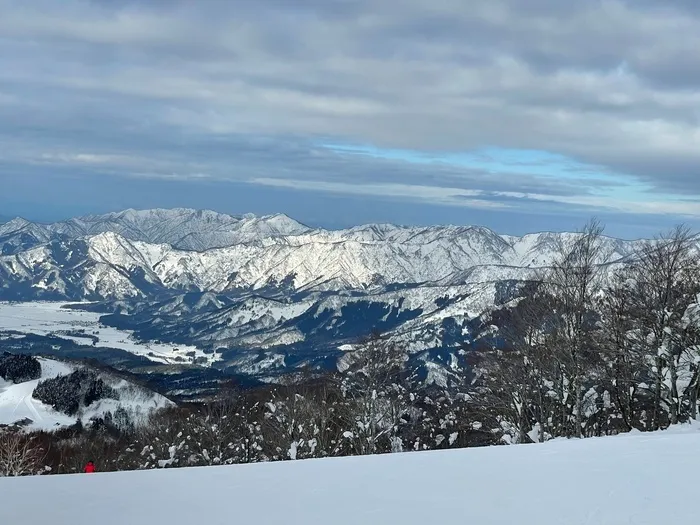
[3,424,699,524]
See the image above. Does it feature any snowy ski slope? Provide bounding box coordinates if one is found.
[0,358,75,429]
[0,357,172,430]
[2,423,699,524]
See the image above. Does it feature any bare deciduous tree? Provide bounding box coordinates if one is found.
[623,225,700,428]
[0,431,45,476]
[263,377,349,460]
[544,219,606,438]
[597,272,645,432]
[341,332,410,454]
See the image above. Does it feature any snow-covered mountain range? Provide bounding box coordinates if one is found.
[0,208,636,301]
[0,208,643,388]
[0,208,309,255]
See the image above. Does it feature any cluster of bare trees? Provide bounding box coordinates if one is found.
[120,337,476,469]
[0,431,46,476]
[473,222,700,443]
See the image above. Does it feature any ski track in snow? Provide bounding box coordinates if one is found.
[0,358,75,430]
[2,423,700,524]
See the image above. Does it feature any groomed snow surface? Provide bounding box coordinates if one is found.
[3,424,699,525]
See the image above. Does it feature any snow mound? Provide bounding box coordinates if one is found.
[0,357,172,431]
[2,424,700,524]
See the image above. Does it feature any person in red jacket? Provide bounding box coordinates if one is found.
[84,461,96,473]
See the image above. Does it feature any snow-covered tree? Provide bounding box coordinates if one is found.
[340,333,411,454]
[543,219,606,438]
[187,397,265,466]
[263,378,350,460]
[605,226,700,428]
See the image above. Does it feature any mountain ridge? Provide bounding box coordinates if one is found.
[0,208,641,302]
[0,207,644,248]
[0,208,311,254]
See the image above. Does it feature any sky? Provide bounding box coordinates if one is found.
[0,0,699,238]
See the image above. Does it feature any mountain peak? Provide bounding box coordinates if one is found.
[33,208,311,251]
[0,217,54,253]
[1,217,32,229]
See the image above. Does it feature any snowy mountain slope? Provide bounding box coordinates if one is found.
[93,282,497,350]
[0,221,640,301]
[0,357,172,431]
[0,218,65,256]
[47,208,311,251]
[83,279,516,385]
[0,208,310,254]
[0,358,74,429]
[0,234,177,300]
[4,424,700,524]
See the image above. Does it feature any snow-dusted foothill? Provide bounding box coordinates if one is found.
[0,356,172,430]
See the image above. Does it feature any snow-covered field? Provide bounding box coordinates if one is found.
[0,301,215,365]
[0,357,172,430]
[2,424,699,524]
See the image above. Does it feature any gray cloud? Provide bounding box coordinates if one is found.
[0,0,698,226]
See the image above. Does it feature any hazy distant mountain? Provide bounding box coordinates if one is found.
[0,208,310,255]
[47,208,311,251]
[0,213,636,302]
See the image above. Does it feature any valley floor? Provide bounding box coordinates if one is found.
[0,301,210,364]
[3,423,699,524]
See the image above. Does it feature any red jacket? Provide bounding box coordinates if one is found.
[84,462,95,473]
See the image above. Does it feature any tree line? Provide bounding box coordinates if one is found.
[472,221,700,442]
[0,335,490,476]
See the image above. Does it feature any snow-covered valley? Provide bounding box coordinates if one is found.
[2,424,699,524]
[0,302,213,365]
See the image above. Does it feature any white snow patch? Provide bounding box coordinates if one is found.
[2,425,700,524]
[0,302,215,365]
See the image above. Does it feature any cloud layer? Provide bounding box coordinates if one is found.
[0,0,699,234]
